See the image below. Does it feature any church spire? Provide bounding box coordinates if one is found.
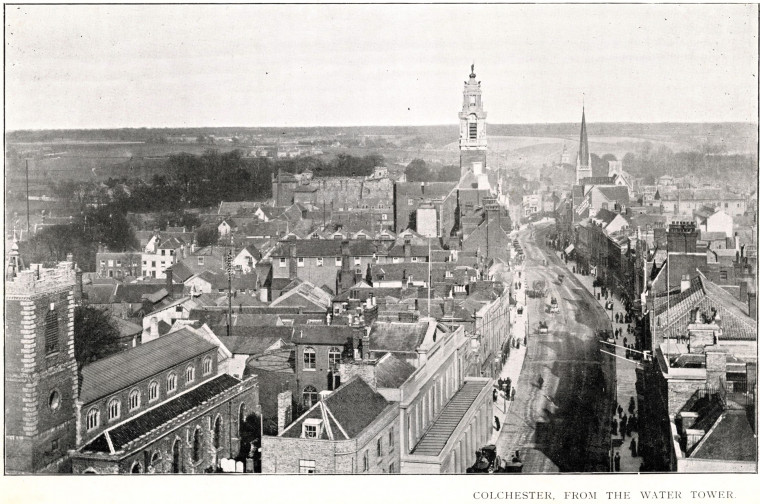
[579,106,589,166]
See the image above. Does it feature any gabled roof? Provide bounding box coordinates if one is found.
[593,208,622,227]
[596,186,630,205]
[279,377,393,440]
[270,281,332,311]
[79,328,217,404]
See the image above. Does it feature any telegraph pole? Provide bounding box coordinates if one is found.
[226,247,233,337]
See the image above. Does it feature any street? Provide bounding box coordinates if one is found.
[496,221,614,472]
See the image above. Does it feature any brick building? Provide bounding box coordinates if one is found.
[70,328,258,473]
[261,377,400,474]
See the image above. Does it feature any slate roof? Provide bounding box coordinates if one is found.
[80,374,242,454]
[291,325,356,345]
[375,353,416,389]
[79,328,217,404]
[370,321,430,354]
[218,335,287,355]
[109,316,142,337]
[270,239,378,258]
[411,380,489,456]
[270,282,332,311]
[596,186,630,205]
[280,377,393,440]
[690,410,757,462]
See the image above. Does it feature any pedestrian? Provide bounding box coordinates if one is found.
[626,420,633,438]
[623,337,628,347]
[626,347,630,360]
[620,415,628,437]
[631,414,638,431]
[614,451,621,472]
[628,397,635,414]
[494,415,501,431]
[493,388,499,403]
[618,404,623,417]
[612,417,618,436]
[630,437,637,457]
[511,387,516,401]
[615,313,619,323]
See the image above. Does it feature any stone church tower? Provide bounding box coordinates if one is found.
[459,64,488,178]
[575,107,593,184]
[5,242,78,473]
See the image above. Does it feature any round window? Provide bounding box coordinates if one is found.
[49,390,60,410]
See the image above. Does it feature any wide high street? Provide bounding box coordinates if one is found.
[496,221,614,472]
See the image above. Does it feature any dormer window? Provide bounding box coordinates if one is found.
[303,419,323,439]
[198,257,204,266]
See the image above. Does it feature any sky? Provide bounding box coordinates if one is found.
[5,4,758,129]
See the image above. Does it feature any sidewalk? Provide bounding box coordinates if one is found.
[489,274,529,445]
[557,251,643,472]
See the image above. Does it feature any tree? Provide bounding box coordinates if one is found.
[196,224,219,247]
[405,159,430,182]
[74,306,122,367]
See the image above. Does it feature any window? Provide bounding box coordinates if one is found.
[142,260,147,266]
[107,398,121,421]
[335,257,342,267]
[303,347,316,370]
[316,257,323,267]
[170,250,174,256]
[354,257,361,266]
[192,428,202,462]
[328,347,341,368]
[44,309,59,354]
[149,381,159,402]
[161,250,166,256]
[238,403,246,437]
[100,260,106,268]
[197,256,205,266]
[279,258,286,268]
[51,439,59,452]
[408,198,414,206]
[172,440,182,473]
[48,390,60,411]
[377,437,382,457]
[382,214,388,220]
[303,419,323,438]
[299,460,316,474]
[363,451,369,472]
[151,261,156,267]
[411,256,418,262]
[213,416,222,449]
[203,356,213,375]
[167,372,177,393]
[297,257,304,267]
[185,365,195,384]
[303,386,318,408]
[469,122,477,140]
[87,408,100,430]
[108,260,114,267]
[469,95,476,105]
[129,389,140,411]
[720,270,728,280]
[389,428,394,451]
[389,462,395,473]
[150,451,161,468]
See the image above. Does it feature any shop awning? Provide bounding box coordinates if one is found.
[564,244,575,254]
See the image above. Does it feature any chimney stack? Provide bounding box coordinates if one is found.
[404,239,411,259]
[288,242,297,280]
[166,267,174,299]
[740,281,748,302]
[362,327,371,360]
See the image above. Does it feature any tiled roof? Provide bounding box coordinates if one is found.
[81,375,242,454]
[653,273,756,341]
[79,328,217,404]
[218,335,287,355]
[411,381,489,456]
[596,186,630,205]
[270,239,378,258]
[271,281,332,311]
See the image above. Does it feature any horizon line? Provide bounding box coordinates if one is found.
[7,120,758,133]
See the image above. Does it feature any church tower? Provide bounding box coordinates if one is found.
[5,246,78,473]
[459,64,488,178]
[575,107,593,184]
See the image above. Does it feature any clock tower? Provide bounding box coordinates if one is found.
[459,64,488,178]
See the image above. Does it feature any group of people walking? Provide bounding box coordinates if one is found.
[611,397,640,471]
